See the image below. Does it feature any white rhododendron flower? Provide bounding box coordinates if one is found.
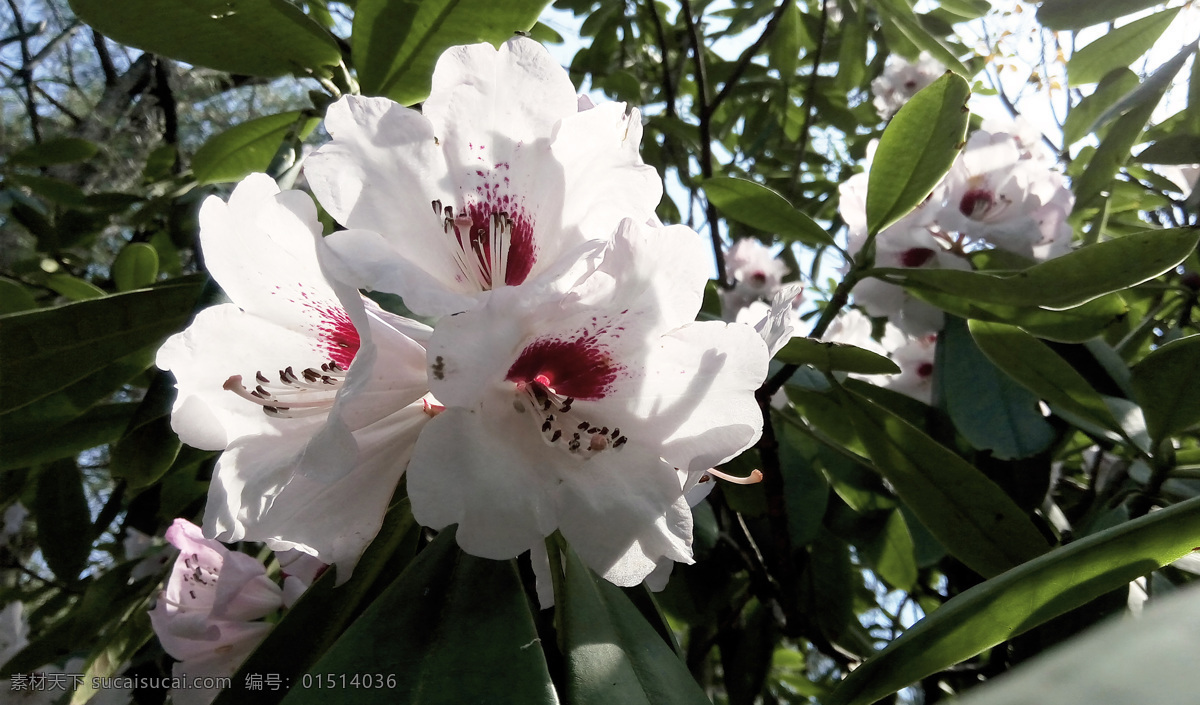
[723,238,791,314]
[306,37,662,317]
[148,519,282,705]
[156,174,431,580]
[406,219,768,587]
[871,52,944,119]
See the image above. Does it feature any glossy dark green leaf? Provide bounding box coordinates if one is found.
[46,273,105,301]
[769,0,806,79]
[353,0,549,105]
[1085,40,1195,139]
[7,137,98,167]
[861,510,918,592]
[68,0,342,77]
[109,373,181,489]
[6,174,87,207]
[779,423,829,548]
[719,599,777,705]
[1130,334,1200,444]
[193,112,319,185]
[909,288,1127,343]
[554,539,710,705]
[968,320,1122,434]
[217,499,422,705]
[1062,69,1140,144]
[866,73,970,235]
[1074,99,1159,209]
[874,0,970,78]
[940,317,1055,460]
[0,277,37,315]
[0,278,204,414]
[1134,134,1200,165]
[1066,9,1180,86]
[835,387,1049,578]
[111,243,159,292]
[0,347,153,446]
[775,337,900,374]
[34,459,92,582]
[704,177,833,247]
[827,495,1200,705]
[282,527,556,705]
[0,402,138,472]
[876,227,1200,310]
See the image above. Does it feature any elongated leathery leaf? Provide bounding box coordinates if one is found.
[828,495,1200,705]
[553,538,711,705]
[874,227,1200,310]
[968,320,1122,436]
[282,526,557,705]
[704,177,833,247]
[69,0,341,77]
[835,386,1049,578]
[218,499,422,705]
[1130,334,1200,444]
[866,72,970,236]
[354,0,549,105]
[0,278,204,414]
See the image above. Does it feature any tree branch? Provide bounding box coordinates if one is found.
[679,0,729,286]
[706,0,791,119]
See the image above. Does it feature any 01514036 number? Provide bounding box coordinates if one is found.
[299,673,398,689]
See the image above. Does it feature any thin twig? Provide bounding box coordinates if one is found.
[679,0,729,286]
[794,0,829,167]
[706,0,792,118]
[6,0,42,142]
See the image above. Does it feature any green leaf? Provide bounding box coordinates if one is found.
[1130,334,1200,444]
[67,0,342,77]
[0,347,153,446]
[0,402,138,472]
[827,495,1200,705]
[217,499,422,705]
[775,338,900,374]
[353,0,550,105]
[1134,134,1200,165]
[866,72,970,235]
[0,277,37,315]
[1062,69,1140,145]
[874,0,970,78]
[861,510,918,592]
[7,137,98,167]
[939,317,1056,460]
[779,423,829,548]
[834,387,1049,578]
[1066,9,1180,86]
[111,243,159,292]
[6,174,87,207]
[1037,0,1165,30]
[1085,40,1195,139]
[553,538,711,705]
[34,459,92,582]
[876,227,1200,310]
[45,273,106,301]
[192,112,319,185]
[769,0,806,79]
[1074,98,1159,209]
[0,278,204,414]
[704,177,833,247]
[109,373,181,489]
[910,288,1127,343]
[282,526,556,705]
[968,320,1124,436]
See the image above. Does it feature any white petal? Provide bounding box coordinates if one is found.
[407,408,557,560]
[557,449,694,586]
[156,305,331,450]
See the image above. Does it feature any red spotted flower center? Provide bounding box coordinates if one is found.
[504,336,627,457]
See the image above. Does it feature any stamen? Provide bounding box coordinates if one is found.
[705,467,764,485]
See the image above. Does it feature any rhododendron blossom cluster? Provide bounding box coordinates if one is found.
[154,35,769,652]
[839,117,1076,337]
